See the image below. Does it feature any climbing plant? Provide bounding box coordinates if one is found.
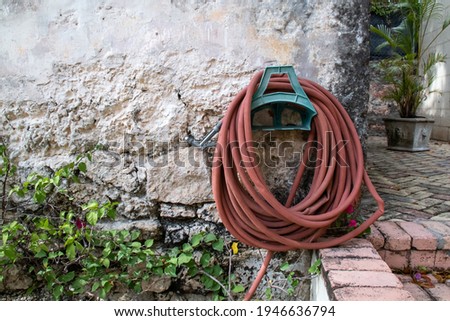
[0,145,318,300]
[0,143,16,222]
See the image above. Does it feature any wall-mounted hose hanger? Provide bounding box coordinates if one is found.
[251,66,316,131]
[209,66,384,300]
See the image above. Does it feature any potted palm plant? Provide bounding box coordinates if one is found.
[371,0,450,151]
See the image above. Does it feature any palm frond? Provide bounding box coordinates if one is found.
[374,0,449,118]
[423,52,446,75]
[371,25,394,44]
[442,18,450,32]
[423,0,443,22]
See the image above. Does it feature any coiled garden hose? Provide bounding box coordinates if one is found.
[211,70,384,300]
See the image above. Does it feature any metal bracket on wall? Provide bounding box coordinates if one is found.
[185,66,317,149]
[184,120,222,149]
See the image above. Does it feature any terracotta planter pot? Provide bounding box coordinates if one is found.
[383,117,434,152]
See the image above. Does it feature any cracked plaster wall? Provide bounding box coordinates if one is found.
[0,0,371,299]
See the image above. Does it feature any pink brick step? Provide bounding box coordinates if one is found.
[318,220,449,301]
[318,239,414,301]
[366,220,450,270]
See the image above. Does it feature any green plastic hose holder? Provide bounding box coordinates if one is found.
[251,66,317,131]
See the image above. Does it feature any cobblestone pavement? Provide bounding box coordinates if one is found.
[361,136,450,222]
[359,136,450,301]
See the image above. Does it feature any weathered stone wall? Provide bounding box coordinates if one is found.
[0,0,371,299]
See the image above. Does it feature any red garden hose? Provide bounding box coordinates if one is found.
[211,70,384,300]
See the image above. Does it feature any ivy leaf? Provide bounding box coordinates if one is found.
[64,236,74,247]
[187,266,198,277]
[66,243,76,261]
[211,264,223,277]
[53,285,64,300]
[52,175,61,186]
[168,257,178,265]
[59,271,75,283]
[280,262,290,271]
[144,239,154,248]
[190,233,203,247]
[77,162,87,173]
[86,210,98,226]
[35,250,47,258]
[204,233,217,243]
[182,243,193,253]
[133,282,142,293]
[232,284,245,293]
[177,253,193,266]
[131,230,140,241]
[308,259,321,275]
[72,278,87,293]
[212,239,224,252]
[200,274,215,289]
[200,252,212,267]
[210,282,221,292]
[33,190,46,204]
[153,267,163,276]
[164,264,177,277]
[99,288,107,299]
[92,281,100,292]
[106,207,116,219]
[83,200,99,211]
[102,258,110,269]
[131,242,141,248]
[102,247,112,257]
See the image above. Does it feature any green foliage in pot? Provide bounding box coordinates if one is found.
[371,0,450,118]
[370,0,401,18]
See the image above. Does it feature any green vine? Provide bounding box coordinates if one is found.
[0,145,316,300]
[0,143,16,222]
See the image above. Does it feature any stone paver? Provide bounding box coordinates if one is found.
[350,137,450,301]
[395,271,450,301]
[427,284,450,300]
[363,136,450,222]
[401,283,432,301]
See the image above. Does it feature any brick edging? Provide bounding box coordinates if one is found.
[366,221,450,269]
[317,238,415,300]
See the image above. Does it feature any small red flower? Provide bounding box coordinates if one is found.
[346,204,354,214]
[75,217,86,229]
[348,219,358,228]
